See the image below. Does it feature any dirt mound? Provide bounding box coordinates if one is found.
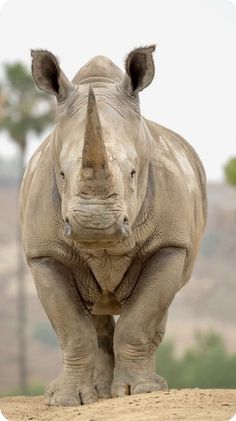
[0,389,236,421]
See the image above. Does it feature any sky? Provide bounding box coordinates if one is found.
[0,0,236,181]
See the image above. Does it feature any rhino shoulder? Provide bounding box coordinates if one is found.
[20,135,66,261]
[142,118,207,250]
[145,119,206,188]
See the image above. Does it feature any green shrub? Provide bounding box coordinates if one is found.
[224,157,236,186]
[0,383,45,397]
[156,330,236,388]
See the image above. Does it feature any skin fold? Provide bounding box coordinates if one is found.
[19,46,207,406]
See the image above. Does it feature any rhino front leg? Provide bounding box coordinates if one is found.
[146,312,168,372]
[112,247,186,397]
[30,257,98,406]
[92,315,115,398]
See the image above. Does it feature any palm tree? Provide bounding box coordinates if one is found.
[0,62,54,393]
[0,62,54,161]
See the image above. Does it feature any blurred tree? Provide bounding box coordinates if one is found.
[224,157,236,186]
[0,62,54,155]
[0,62,54,394]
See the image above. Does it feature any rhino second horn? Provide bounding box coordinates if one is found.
[82,85,109,172]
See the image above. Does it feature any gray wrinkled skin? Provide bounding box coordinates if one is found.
[20,46,207,406]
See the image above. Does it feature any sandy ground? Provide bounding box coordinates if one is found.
[0,389,236,421]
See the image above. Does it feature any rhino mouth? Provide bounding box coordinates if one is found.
[63,211,131,248]
[75,240,123,250]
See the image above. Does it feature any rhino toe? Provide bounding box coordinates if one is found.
[131,376,168,394]
[46,393,81,407]
[95,383,112,399]
[80,389,98,405]
[111,383,130,397]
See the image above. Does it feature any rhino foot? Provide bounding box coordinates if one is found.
[45,375,98,406]
[111,369,168,397]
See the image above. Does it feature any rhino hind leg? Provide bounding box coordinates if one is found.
[92,315,115,398]
[30,257,98,406]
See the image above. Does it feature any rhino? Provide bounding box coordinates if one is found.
[20,45,207,406]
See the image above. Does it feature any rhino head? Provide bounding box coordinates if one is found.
[31,46,155,249]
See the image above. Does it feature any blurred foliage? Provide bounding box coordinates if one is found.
[156,330,236,388]
[0,61,54,153]
[33,322,58,348]
[224,157,236,186]
[0,383,45,397]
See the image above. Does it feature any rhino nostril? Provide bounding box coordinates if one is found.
[64,217,72,238]
[121,215,131,238]
[106,193,118,199]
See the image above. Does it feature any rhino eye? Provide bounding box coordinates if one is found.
[131,169,136,178]
[60,170,65,179]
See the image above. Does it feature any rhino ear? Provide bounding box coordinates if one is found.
[122,45,156,95]
[31,50,73,101]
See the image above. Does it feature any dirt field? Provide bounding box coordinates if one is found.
[0,389,236,421]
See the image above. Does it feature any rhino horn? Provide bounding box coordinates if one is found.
[82,85,109,173]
